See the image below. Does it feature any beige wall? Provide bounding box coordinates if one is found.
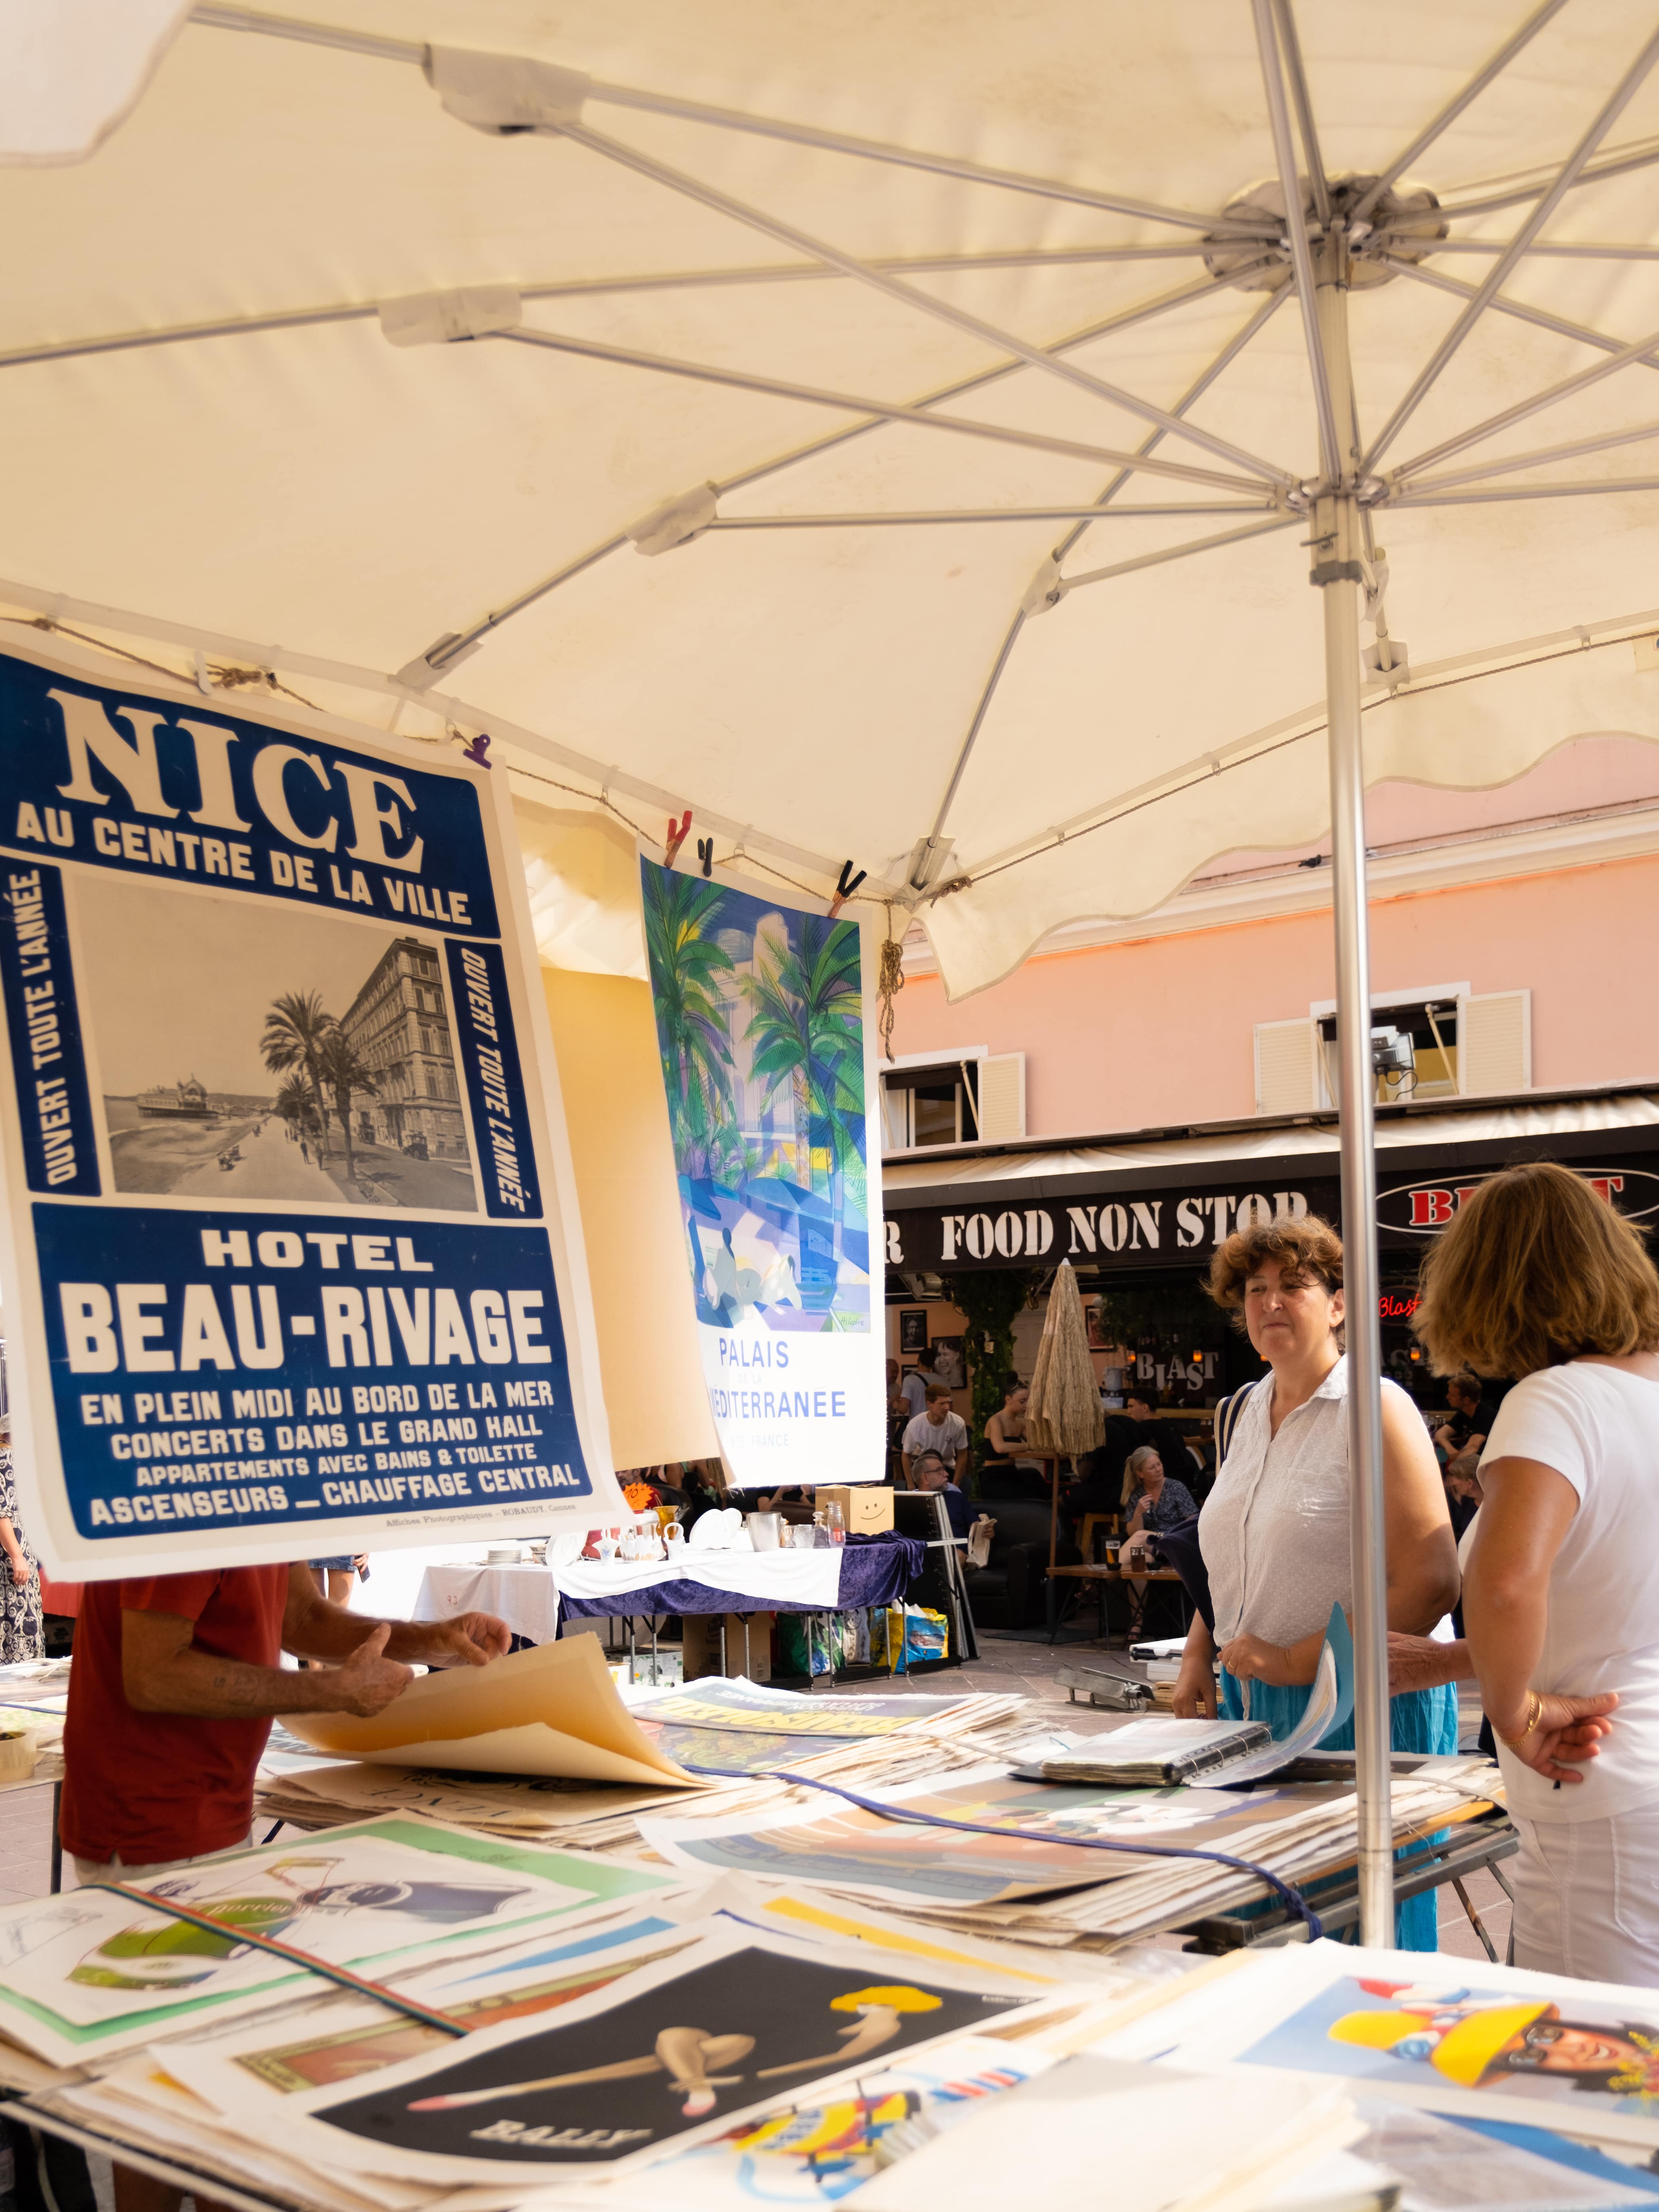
[889,852,1659,1137]
[540,967,717,1468]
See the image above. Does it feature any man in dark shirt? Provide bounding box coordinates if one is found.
[1129,1394,1200,1491]
[1432,1376,1498,1464]
[910,1450,971,1538]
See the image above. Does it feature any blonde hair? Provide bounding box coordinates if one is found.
[1413,1160,1659,1378]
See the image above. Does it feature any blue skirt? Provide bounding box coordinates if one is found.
[1220,1668,1458,1951]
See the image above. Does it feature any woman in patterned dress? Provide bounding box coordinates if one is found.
[0,1420,44,1663]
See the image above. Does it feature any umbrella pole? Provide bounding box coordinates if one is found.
[1313,241,1394,1948]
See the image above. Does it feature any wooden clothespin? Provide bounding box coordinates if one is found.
[827,859,867,918]
[697,836,714,878]
[664,809,693,867]
[461,732,492,769]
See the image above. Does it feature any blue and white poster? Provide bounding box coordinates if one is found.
[0,635,625,1576]
[640,857,885,1487]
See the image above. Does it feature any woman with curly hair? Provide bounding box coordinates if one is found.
[1173,1212,1459,1948]
[1413,1161,1653,1982]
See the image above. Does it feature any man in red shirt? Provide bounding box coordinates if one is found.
[63,1562,509,1877]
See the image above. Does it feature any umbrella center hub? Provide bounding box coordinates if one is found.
[1205,173,1448,291]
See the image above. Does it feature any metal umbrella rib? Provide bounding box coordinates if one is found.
[1389,315,1659,483]
[1348,0,1571,227]
[1362,26,1659,473]
[191,4,1277,236]
[1375,252,1659,376]
[414,270,1280,676]
[1253,0,1340,482]
[498,325,1267,492]
[554,119,1300,489]
[910,289,1289,882]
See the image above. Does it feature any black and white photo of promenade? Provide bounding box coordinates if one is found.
[74,873,479,1211]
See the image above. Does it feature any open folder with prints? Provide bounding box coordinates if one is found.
[1015,1718,1275,1787]
[1020,1601,1356,1788]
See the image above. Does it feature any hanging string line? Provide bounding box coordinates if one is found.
[80,1884,467,2033]
[672,1767,1324,1940]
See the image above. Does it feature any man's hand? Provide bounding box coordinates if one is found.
[411,1611,511,1667]
[327,1623,416,1716]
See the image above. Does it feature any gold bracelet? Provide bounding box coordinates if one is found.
[1498,1690,1543,1748]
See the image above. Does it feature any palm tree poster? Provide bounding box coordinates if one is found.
[641,859,884,1487]
[68,870,480,1213]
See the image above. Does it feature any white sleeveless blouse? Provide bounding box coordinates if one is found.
[1201,1354,1415,1647]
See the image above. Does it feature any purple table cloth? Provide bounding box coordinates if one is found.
[556,1531,926,1625]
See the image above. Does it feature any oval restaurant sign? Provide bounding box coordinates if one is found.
[1377,1167,1659,1236]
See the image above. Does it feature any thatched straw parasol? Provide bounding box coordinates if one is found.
[1025,1262,1106,1460]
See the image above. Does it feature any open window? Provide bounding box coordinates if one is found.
[880,1050,1025,1148]
[1255,987,1531,1113]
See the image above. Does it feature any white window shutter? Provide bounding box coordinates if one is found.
[878,1082,910,1152]
[1457,990,1531,1095]
[978,1052,1026,1140]
[1254,1018,1322,1114]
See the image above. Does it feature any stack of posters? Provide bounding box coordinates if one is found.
[0,1814,676,2072]
[254,1763,702,1851]
[638,1757,1498,1946]
[629,1679,1022,1780]
[281,1638,701,1787]
[12,1878,1117,2212]
[255,1679,1034,1848]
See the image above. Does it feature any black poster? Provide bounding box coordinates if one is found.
[317,1946,1021,2166]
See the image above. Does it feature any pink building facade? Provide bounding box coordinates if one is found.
[885,737,1659,1140]
[880,737,1659,1416]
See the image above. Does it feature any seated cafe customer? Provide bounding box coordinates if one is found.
[1119,1442,1200,1610]
[902,1383,969,1485]
[981,1379,1047,1497]
[1433,1375,1499,1466]
[911,1449,972,1538]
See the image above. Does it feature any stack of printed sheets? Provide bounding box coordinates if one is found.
[4,1812,1656,2212]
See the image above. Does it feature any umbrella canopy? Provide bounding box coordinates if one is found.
[2,2,1658,993]
[1024,1261,1107,1460]
[8,0,1659,1944]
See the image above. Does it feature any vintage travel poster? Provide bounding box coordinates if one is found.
[1095,1940,1659,2151]
[0,635,626,1572]
[272,1927,1040,2182]
[639,857,884,1488]
[0,1799,673,2068]
[157,1909,704,2108]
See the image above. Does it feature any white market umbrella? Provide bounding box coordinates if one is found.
[9,1,1659,1938]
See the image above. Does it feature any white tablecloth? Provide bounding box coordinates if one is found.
[555,1548,844,1608]
[416,1562,562,1646]
[414,1547,846,1644]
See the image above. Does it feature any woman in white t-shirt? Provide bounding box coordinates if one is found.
[1415,1160,1655,1984]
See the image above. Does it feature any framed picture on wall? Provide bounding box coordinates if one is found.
[898,1309,929,1354]
[932,1334,967,1389]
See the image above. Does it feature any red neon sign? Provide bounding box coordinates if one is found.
[1379,1291,1421,1321]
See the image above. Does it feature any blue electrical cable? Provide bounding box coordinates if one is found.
[677,1764,1324,1941]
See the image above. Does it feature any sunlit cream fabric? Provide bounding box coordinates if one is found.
[4,4,1659,992]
